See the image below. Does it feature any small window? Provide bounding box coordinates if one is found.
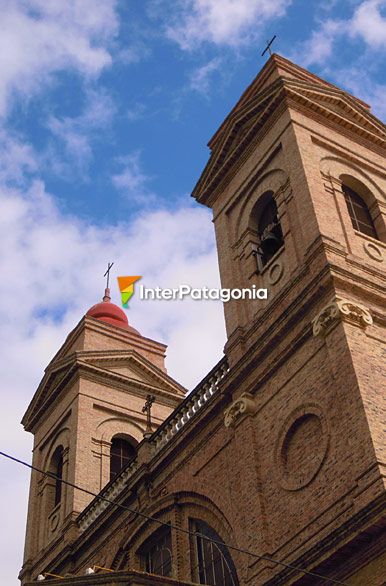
[54,450,63,506]
[192,520,238,586]
[50,446,64,507]
[342,184,378,240]
[251,194,284,271]
[110,437,136,481]
[140,526,172,577]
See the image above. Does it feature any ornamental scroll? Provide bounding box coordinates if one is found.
[312,296,373,337]
[224,393,257,428]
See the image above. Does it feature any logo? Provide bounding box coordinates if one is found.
[117,276,141,307]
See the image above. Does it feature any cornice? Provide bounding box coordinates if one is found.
[47,316,167,370]
[207,54,370,151]
[76,361,184,405]
[22,364,78,431]
[23,353,185,432]
[192,77,386,206]
[76,349,185,395]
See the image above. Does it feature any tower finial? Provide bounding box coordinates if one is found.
[103,262,114,302]
[261,35,277,58]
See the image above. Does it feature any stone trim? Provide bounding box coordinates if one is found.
[274,404,329,491]
[25,569,198,585]
[312,296,373,337]
[224,393,258,428]
[362,238,385,262]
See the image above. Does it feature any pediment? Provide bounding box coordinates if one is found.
[194,83,284,201]
[286,82,386,143]
[81,350,185,396]
[192,77,386,206]
[21,360,77,430]
[22,349,185,431]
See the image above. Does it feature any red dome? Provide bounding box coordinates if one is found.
[86,288,140,335]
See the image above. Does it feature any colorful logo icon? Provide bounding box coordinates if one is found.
[117,276,141,307]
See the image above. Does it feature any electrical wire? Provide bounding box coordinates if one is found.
[0,450,349,585]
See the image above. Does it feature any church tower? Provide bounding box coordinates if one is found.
[19,55,385,585]
[192,54,386,582]
[20,289,185,583]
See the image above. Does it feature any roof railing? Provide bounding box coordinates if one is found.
[77,356,229,533]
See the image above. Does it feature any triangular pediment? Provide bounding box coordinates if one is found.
[213,84,280,166]
[192,73,386,206]
[22,349,185,432]
[194,82,284,201]
[79,350,185,396]
[21,358,78,430]
[286,82,386,142]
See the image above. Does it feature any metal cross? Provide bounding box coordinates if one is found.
[261,35,277,57]
[103,262,114,289]
[142,394,155,433]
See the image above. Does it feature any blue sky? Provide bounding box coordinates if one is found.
[0,1,385,584]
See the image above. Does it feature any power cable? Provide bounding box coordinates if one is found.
[0,451,348,585]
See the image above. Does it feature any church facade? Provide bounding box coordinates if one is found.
[20,55,386,585]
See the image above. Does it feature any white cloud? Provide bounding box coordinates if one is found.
[119,42,152,64]
[0,130,38,185]
[0,0,118,116]
[47,88,116,177]
[336,68,386,120]
[189,57,222,95]
[294,19,343,68]
[287,1,386,121]
[294,0,386,68]
[126,102,147,122]
[0,178,226,584]
[164,0,291,50]
[112,151,156,203]
[0,180,224,387]
[351,0,386,49]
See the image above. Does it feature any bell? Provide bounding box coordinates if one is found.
[261,230,281,258]
[261,229,280,243]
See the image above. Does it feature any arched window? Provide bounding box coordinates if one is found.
[191,520,239,586]
[139,526,172,577]
[50,446,63,508]
[251,193,284,271]
[110,436,137,481]
[342,184,378,240]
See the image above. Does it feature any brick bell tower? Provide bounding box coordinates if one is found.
[193,54,386,583]
[20,288,185,584]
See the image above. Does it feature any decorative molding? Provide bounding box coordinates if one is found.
[363,240,384,262]
[274,404,329,492]
[267,260,284,285]
[49,512,60,533]
[193,74,386,205]
[312,296,373,337]
[224,393,257,428]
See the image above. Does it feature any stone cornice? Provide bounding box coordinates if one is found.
[47,316,167,371]
[22,352,185,432]
[77,361,184,404]
[192,76,386,206]
[207,54,370,151]
[22,364,78,431]
[25,569,197,585]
